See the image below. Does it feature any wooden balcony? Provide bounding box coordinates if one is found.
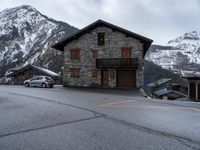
[96,58,138,68]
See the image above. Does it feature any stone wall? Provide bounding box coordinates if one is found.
[63,26,144,88]
[11,69,41,85]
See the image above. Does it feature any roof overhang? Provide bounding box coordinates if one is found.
[7,64,61,78]
[183,76,200,80]
[52,19,153,57]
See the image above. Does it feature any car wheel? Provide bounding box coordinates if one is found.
[25,82,29,87]
[50,85,53,88]
[42,83,46,88]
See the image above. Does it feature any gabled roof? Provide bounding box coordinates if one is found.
[10,65,24,71]
[52,19,153,57]
[153,88,187,97]
[153,88,172,96]
[7,64,61,77]
[147,78,172,88]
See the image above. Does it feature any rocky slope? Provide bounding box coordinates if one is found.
[0,5,78,77]
[146,31,200,76]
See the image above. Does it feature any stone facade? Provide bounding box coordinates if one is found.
[11,69,41,85]
[63,26,144,88]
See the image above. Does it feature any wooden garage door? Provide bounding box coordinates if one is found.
[189,83,196,99]
[117,70,136,88]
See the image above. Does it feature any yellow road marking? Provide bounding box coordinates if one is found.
[98,100,136,107]
[98,100,200,112]
[105,105,200,112]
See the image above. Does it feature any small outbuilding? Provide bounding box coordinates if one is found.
[147,78,172,97]
[7,64,62,85]
[184,76,200,101]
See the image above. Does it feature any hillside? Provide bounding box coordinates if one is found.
[0,5,78,77]
[146,31,200,76]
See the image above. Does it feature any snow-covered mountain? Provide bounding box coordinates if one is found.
[146,31,200,76]
[0,5,78,77]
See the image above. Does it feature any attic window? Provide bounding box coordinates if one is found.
[98,32,105,46]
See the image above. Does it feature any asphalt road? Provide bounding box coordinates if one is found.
[0,85,200,150]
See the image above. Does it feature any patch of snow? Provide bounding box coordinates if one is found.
[147,31,200,75]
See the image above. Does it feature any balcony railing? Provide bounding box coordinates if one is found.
[96,58,138,68]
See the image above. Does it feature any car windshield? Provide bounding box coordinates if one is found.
[31,77,37,80]
[37,77,43,80]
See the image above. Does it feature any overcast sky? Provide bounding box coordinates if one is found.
[1,0,200,45]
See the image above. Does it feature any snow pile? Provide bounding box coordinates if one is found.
[33,66,60,76]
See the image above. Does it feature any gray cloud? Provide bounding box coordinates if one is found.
[0,0,200,45]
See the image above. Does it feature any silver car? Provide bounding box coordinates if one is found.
[24,76,54,88]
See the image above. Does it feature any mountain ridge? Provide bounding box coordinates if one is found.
[146,31,200,77]
[0,5,78,77]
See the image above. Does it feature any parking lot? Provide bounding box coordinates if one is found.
[0,85,200,149]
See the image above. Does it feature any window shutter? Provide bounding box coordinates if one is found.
[70,68,80,78]
[71,49,80,60]
[91,69,97,78]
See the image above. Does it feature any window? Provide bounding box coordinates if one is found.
[70,49,80,60]
[121,48,132,58]
[45,77,53,81]
[91,50,98,58]
[31,77,37,80]
[70,68,80,78]
[98,32,105,46]
[37,77,43,80]
[91,69,97,78]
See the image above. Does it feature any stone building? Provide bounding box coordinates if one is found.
[7,64,62,85]
[53,20,153,88]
